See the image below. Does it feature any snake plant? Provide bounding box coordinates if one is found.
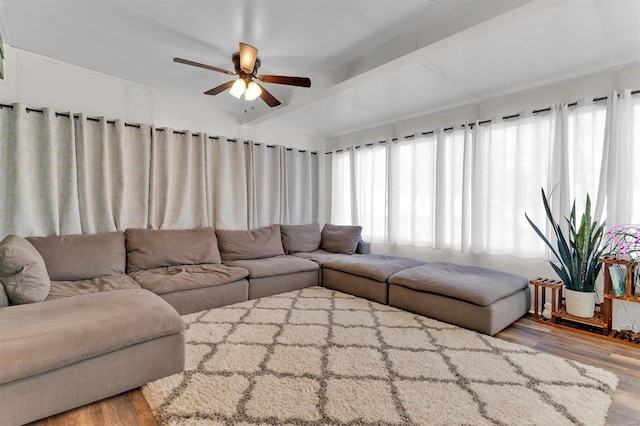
[525,188,606,292]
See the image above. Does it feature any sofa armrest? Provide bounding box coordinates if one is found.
[356,241,371,254]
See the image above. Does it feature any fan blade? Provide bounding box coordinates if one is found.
[173,57,235,75]
[255,82,281,107]
[204,80,235,96]
[257,75,311,87]
[239,42,258,74]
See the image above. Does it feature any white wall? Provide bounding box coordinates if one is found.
[324,65,640,330]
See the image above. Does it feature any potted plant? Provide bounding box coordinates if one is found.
[525,188,607,318]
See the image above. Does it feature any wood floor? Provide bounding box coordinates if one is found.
[30,315,640,426]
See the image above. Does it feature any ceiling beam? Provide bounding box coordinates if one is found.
[240,0,569,126]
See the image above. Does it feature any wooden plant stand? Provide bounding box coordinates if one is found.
[530,257,640,347]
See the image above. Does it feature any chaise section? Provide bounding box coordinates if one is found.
[323,254,425,303]
[226,255,319,299]
[0,289,184,425]
[388,262,530,335]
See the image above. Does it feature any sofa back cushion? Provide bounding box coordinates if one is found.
[216,224,285,261]
[0,235,51,304]
[28,232,126,281]
[321,224,363,254]
[280,223,322,254]
[125,227,221,273]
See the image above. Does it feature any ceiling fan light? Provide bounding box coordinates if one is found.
[244,81,262,101]
[229,78,246,99]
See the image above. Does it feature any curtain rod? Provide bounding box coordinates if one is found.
[0,103,318,155]
[0,104,143,128]
[326,89,639,154]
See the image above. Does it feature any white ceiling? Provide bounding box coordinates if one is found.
[0,0,638,138]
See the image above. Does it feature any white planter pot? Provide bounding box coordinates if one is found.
[565,289,596,318]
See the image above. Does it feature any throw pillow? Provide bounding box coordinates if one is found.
[216,224,285,261]
[125,227,222,273]
[321,224,363,254]
[280,223,322,254]
[0,235,51,304]
[0,282,9,307]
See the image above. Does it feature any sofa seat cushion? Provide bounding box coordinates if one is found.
[388,262,529,307]
[28,232,126,281]
[323,254,425,282]
[226,255,319,279]
[0,289,183,385]
[45,275,141,301]
[292,250,350,266]
[130,264,249,295]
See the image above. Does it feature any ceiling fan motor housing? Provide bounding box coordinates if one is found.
[232,52,260,80]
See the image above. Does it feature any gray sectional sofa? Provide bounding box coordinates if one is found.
[0,222,529,425]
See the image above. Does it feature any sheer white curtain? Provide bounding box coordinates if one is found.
[389,134,436,247]
[330,91,638,259]
[387,128,467,249]
[334,129,467,249]
[565,99,607,219]
[330,148,354,226]
[600,90,640,225]
[354,143,387,244]
[435,128,467,250]
[0,105,81,237]
[470,112,555,258]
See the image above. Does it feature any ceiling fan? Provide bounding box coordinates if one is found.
[173,42,311,107]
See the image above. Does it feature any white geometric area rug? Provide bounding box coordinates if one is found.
[142,287,618,426]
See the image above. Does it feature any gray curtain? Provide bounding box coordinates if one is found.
[206,137,248,230]
[149,129,208,229]
[282,148,319,225]
[247,143,283,229]
[0,104,80,237]
[0,103,320,238]
[76,116,151,233]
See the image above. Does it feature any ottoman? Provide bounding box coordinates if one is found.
[323,254,425,303]
[388,262,530,335]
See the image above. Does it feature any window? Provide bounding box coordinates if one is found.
[331,91,638,259]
